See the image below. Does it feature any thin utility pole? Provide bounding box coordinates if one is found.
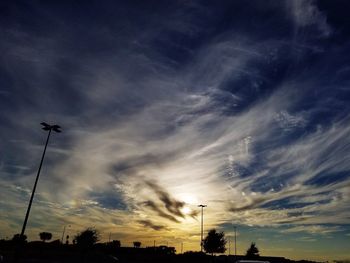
[15,123,61,263]
[61,225,66,244]
[234,226,237,257]
[198,204,207,252]
[61,225,71,244]
[228,237,231,255]
[20,123,61,239]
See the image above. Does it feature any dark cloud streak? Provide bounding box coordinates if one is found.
[145,180,185,218]
[137,220,167,231]
[142,200,180,223]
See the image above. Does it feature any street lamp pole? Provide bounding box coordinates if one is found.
[61,225,71,244]
[234,226,237,257]
[198,204,207,252]
[61,225,66,244]
[228,236,231,255]
[20,122,61,239]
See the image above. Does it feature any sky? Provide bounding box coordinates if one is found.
[0,0,350,261]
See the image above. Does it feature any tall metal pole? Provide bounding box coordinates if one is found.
[234,226,237,257]
[228,237,231,255]
[20,129,52,238]
[19,122,61,241]
[198,204,207,252]
[61,224,71,244]
[61,225,66,244]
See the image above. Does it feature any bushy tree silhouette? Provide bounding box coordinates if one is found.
[133,241,141,248]
[112,240,121,248]
[39,232,52,242]
[12,234,27,244]
[203,229,226,255]
[246,242,260,258]
[74,228,99,248]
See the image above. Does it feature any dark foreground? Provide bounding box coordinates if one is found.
[0,241,321,263]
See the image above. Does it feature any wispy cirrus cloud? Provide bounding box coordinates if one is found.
[145,180,186,219]
[141,200,180,223]
[137,220,167,231]
[288,0,332,37]
[282,225,342,235]
[0,0,349,259]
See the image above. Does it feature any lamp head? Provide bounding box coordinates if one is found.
[41,122,51,130]
[40,122,62,132]
[52,125,62,133]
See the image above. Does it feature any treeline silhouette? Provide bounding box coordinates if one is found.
[0,228,324,263]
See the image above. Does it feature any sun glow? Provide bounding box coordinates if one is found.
[181,206,191,215]
[178,193,198,205]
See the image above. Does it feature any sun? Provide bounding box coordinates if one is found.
[179,193,198,205]
[181,206,191,215]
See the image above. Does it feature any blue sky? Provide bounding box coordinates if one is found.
[0,0,350,261]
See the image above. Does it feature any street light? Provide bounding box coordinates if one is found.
[234,226,237,258]
[198,204,207,252]
[228,236,231,255]
[20,122,62,239]
[61,225,71,244]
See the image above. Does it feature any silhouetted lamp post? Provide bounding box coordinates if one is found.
[234,226,237,257]
[61,224,71,244]
[228,236,231,255]
[198,204,207,252]
[20,122,61,239]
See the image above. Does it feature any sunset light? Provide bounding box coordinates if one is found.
[1,1,350,262]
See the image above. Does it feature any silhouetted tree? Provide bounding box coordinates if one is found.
[246,242,260,258]
[133,241,141,248]
[12,234,27,244]
[74,228,99,248]
[203,229,226,255]
[157,245,176,255]
[112,240,121,248]
[39,232,52,242]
